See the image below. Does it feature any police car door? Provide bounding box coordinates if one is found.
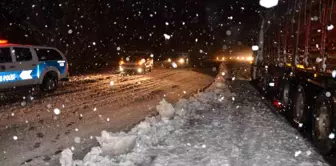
[12,47,38,87]
[0,47,16,89]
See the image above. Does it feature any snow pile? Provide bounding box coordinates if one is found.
[60,83,230,166]
[60,64,328,166]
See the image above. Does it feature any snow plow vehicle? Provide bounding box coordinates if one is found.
[252,0,336,155]
[119,51,154,74]
[163,52,189,68]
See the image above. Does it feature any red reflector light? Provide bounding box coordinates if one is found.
[0,40,8,44]
[273,100,282,108]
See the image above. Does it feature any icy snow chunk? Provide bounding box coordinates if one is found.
[156,99,175,120]
[54,108,61,115]
[295,150,302,157]
[96,131,136,156]
[306,150,312,156]
[60,149,73,166]
[74,137,81,143]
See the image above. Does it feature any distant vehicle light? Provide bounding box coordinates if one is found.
[168,58,172,62]
[216,57,219,60]
[222,57,225,61]
[260,0,279,8]
[247,57,254,61]
[179,58,185,64]
[0,40,8,44]
[252,45,259,51]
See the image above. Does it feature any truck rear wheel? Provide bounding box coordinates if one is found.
[41,73,58,93]
[292,85,307,129]
[312,92,334,155]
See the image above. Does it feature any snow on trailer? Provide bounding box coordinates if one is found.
[252,0,336,155]
[59,64,328,166]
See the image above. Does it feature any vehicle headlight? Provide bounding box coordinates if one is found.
[138,58,146,65]
[247,57,254,61]
[179,58,185,64]
[168,58,172,62]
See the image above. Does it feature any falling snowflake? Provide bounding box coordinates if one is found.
[326,92,331,97]
[298,123,303,128]
[164,34,171,40]
[92,42,96,46]
[332,70,336,78]
[13,136,18,140]
[68,29,73,34]
[54,108,61,115]
[329,133,335,139]
[93,108,97,111]
[165,22,169,26]
[117,47,121,51]
[221,72,225,76]
[226,30,232,36]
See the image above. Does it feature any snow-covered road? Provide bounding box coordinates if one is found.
[0,68,215,166]
[59,64,329,166]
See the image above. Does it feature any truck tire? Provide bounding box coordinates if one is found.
[292,85,308,129]
[312,92,334,155]
[41,73,58,93]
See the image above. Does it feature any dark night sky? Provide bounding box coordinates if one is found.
[0,0,262,73]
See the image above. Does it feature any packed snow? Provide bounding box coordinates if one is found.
[60,65,328,166]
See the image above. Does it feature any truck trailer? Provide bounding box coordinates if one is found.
[252,0,336,154]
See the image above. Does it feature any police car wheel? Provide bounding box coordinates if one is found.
[41,76,58,92]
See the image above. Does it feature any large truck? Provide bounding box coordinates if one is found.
[252,0,336,154]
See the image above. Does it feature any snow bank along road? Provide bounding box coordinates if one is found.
[0,68,215,166]
[57,63,328,166]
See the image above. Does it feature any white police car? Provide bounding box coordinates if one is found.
[0,40,68,93]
